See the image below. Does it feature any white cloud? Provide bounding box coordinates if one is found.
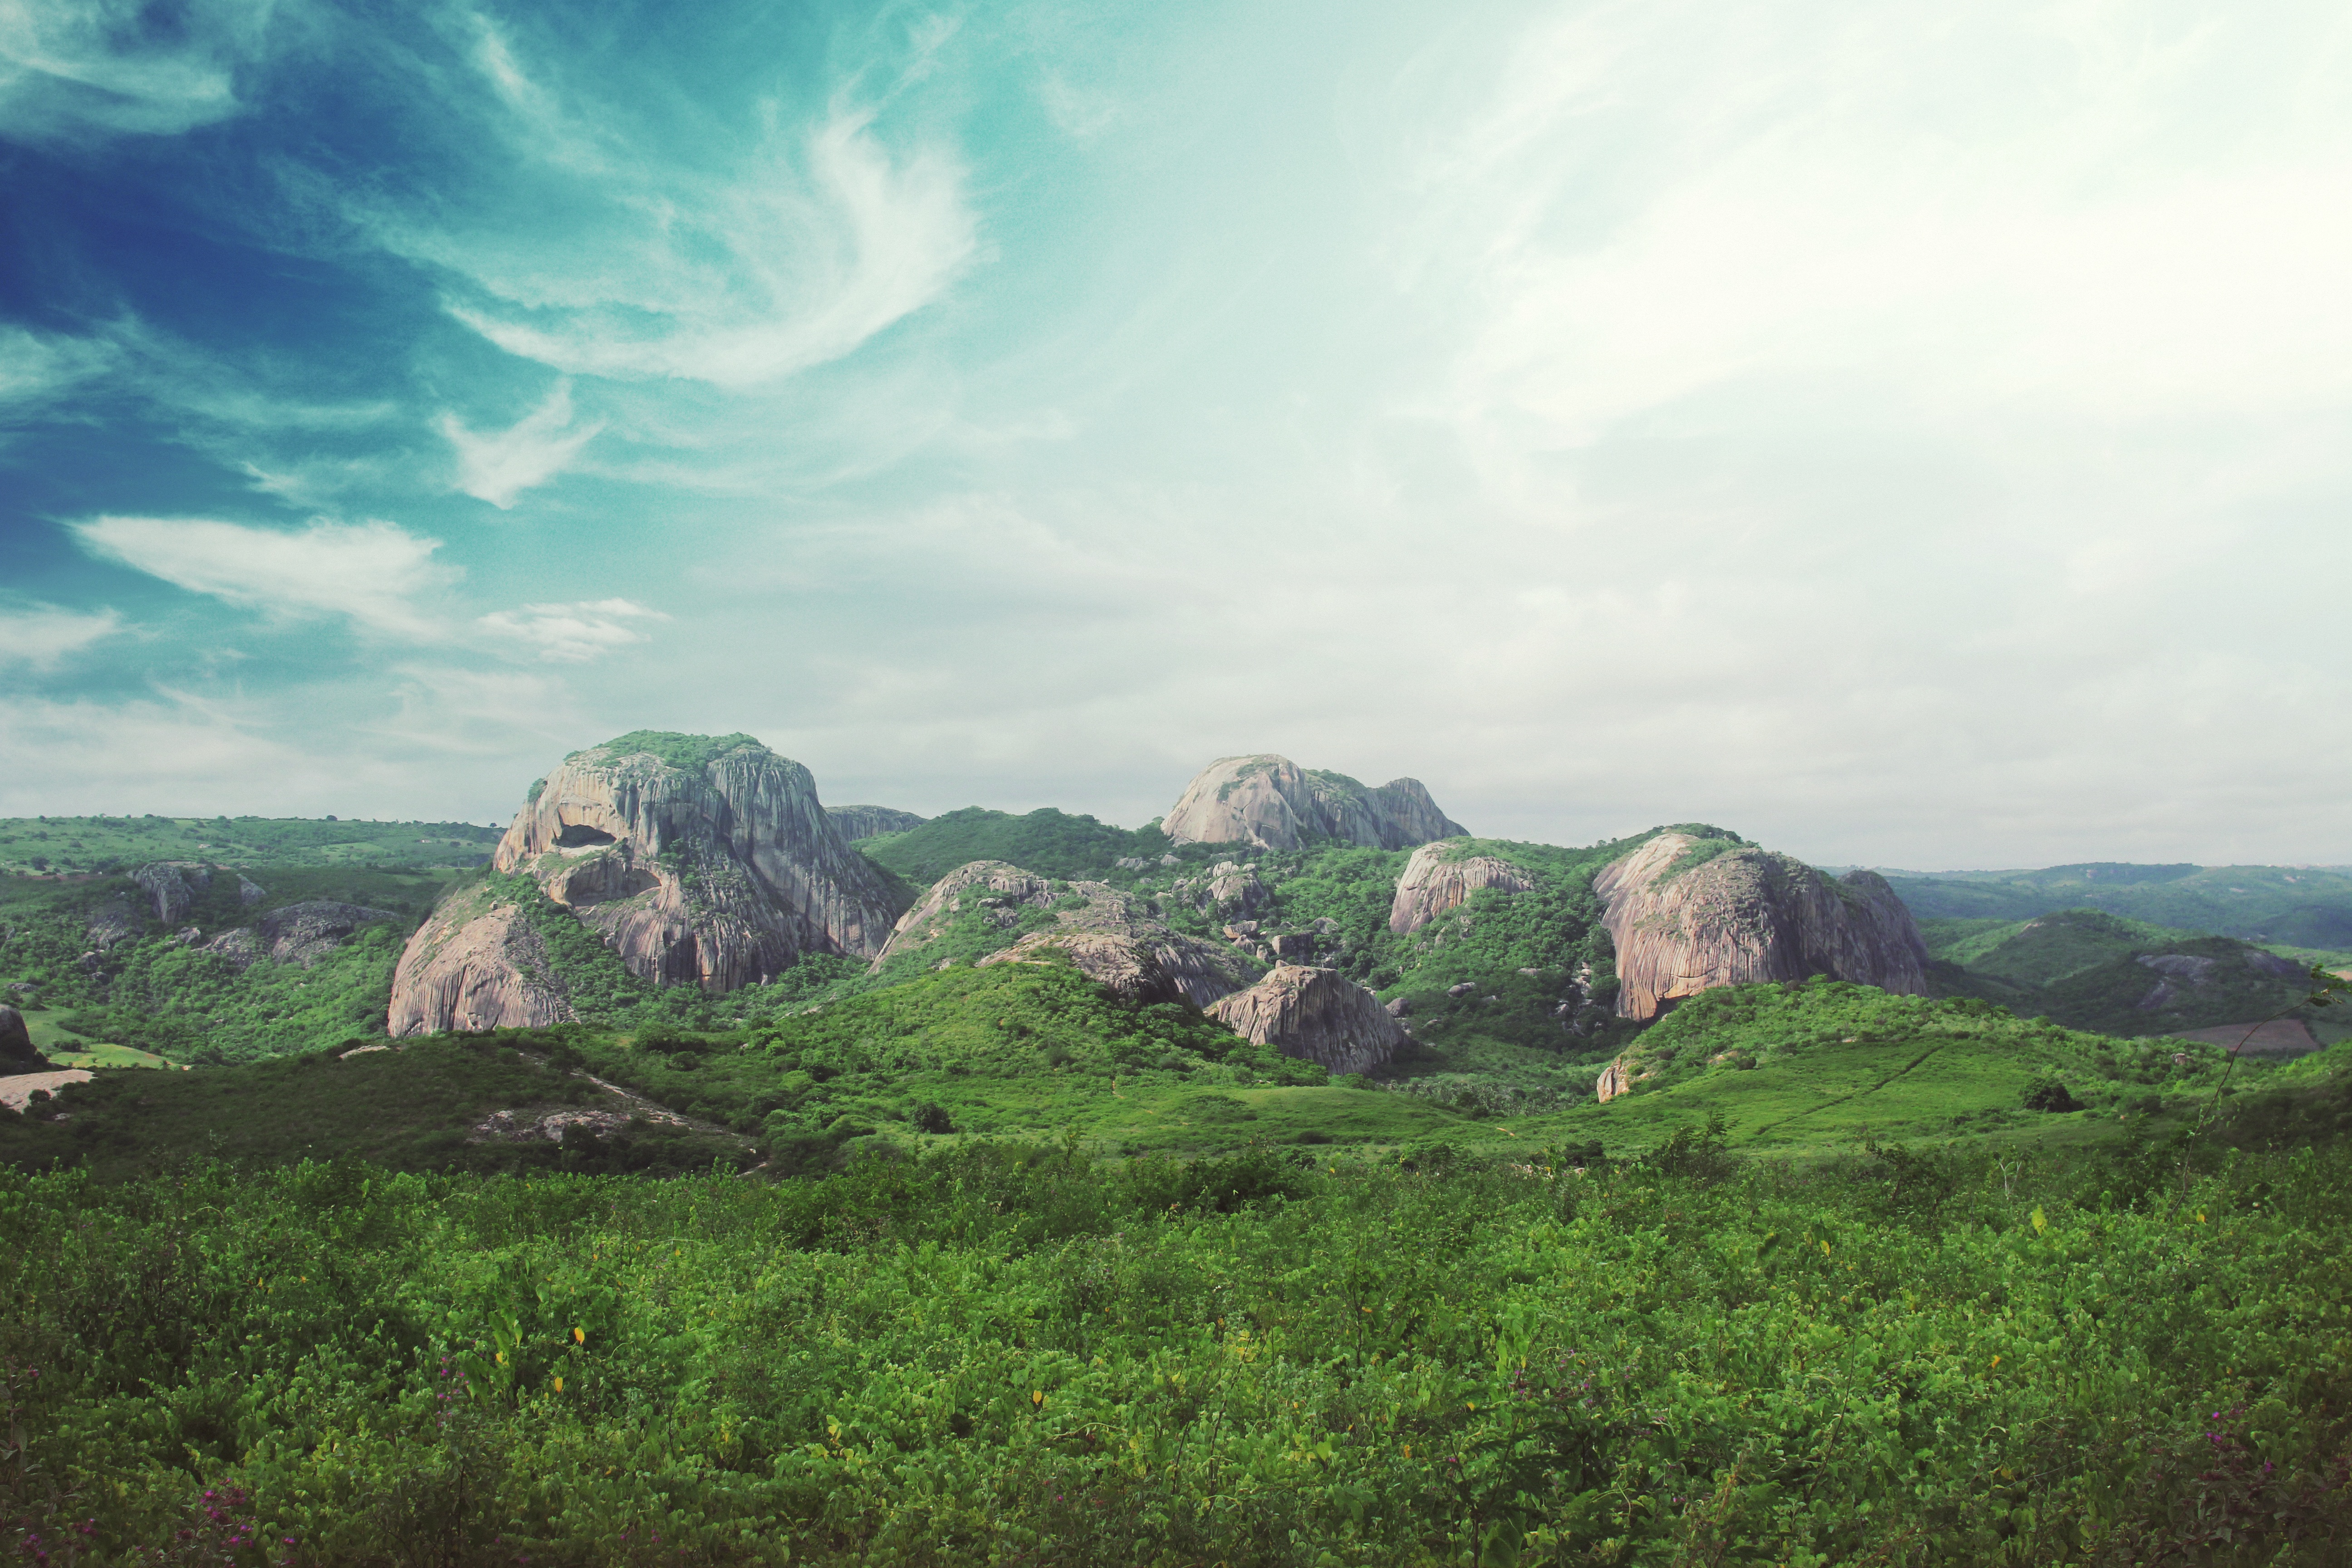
[0,0,284,142]
[436,379,602,507]
[476,598,665,662]
[0,602,123,668]
[0,324,117,412]
[72,515,456,636]
[379,94,975,387]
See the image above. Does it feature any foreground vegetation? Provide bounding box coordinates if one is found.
[7,1123,2351,1566]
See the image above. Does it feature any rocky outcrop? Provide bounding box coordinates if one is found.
[1206,964,1406,1075]
[874,861,1058,965]
[1593,1058,1634,1103]
[84,900,138,952]
[389,733,909,1035]
[201,902,399,970]
[386,891,576,1037]
[882,859,1265,1007]
[1206,862,1272,917]
[1162,755,1467,852]
[127,862,265,925]
[2134,945,2307,1010]
[1387,841,1536,935]
[1594,833,1929,1022]
[0,1004,48,1076]
[827,804,928,842]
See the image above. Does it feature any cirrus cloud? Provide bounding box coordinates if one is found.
[72,515,456,636]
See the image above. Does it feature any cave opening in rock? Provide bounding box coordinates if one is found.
[554,823,618,848]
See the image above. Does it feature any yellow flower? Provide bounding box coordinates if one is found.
[573,1327,586,1344]
[495,1352,507,1366]
[1989,1356,2001,1370]
[1031,1390,1044,1408]
[553,1377,564,1393]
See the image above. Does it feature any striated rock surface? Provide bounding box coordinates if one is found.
[1162,755,1467,851]
[387,889,576,1037]
[390,732,908,1035]
[1594,832,1930,1022]
[883,859,1266,1007]
[1206,862,1273,918]
[1207,964,1407,1075]
[84,899,138,952]
[0,1004,47,1075]
[1387,841,1536,935]
[202,902,399,970]
[827,804,929,842]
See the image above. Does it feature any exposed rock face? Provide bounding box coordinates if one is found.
[1387,841,1536,935]
[1162,755,1467,852]
[1594,832,1930,1022]
[389,733,908,1035]
[883,859,1266,1007]
[2134,945,2307,1009]
[827,804,929,842]
[84,900,138,952]
[0,1004,47,1075]
[1593,1058,1634,1102]
[1207,964,1406,1075]
[1206,862,1272,917]
[202,902,399,970]
[133,862,211,924]
[387,891,576,1037]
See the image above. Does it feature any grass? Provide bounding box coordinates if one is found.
[856,805,1176,884]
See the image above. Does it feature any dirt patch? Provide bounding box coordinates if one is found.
[2169,1019,2322,1059]
[1,1069,94,1111]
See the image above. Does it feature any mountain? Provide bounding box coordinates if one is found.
[1161,756,1466,852]
[826,805,929,842]
[1593,832,1930,1021]
[388,733,906,1034]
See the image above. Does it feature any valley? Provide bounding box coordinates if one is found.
[6,734,2351,1564]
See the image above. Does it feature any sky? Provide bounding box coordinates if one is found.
[5,0,2352,869]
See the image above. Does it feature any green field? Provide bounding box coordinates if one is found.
[0,814,503,877]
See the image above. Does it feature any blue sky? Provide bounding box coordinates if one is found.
[5,0,2352,867]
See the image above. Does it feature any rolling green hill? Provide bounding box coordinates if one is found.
[856,806,1180,883]
[1888,860,2352,947]
[0,814,502,877]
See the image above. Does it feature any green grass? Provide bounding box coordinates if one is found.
[572,730,766,771]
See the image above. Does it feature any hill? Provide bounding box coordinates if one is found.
[1886,861,2352,948]
[0,815,500,876]
[855,805,1178,883]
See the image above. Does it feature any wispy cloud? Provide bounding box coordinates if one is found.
[358,17,976,391]
[72,515,455,636]
[436,380,602,507]
[0,0,287,143]
[0,602,124,668]
[0,325,118,413]
[477,598,666,662]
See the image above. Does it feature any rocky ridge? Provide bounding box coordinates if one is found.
[132,862,264,925]
[389,734,906,1036]
[826,805,929,842]
[1162,755,1466,852]
[1387,841,1536,935]
[1594,833,1929,1022]
[1206,965,1407,1075]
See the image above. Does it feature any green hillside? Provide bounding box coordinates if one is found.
[0,814,501,876]
[856,805,1180,883]
[1916,906,2345,1047]
[1890,860,2352,946]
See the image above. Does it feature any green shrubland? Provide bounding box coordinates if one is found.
[7,1128,2352,1564]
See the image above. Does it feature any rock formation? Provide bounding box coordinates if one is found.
[1594,832,1930,1022]
[201,902,399,970]
[1162,755,1466,852]
[1593,1058,1634,1102]
[878,859,1265,1007]
[827,804,928,842]
[389,733,907,1035]
[1387,841,1536,935]
[129,862,264,926]
[1206,964,1407,1075]
[387,889,575,1037]
[0,1004,48,1076]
